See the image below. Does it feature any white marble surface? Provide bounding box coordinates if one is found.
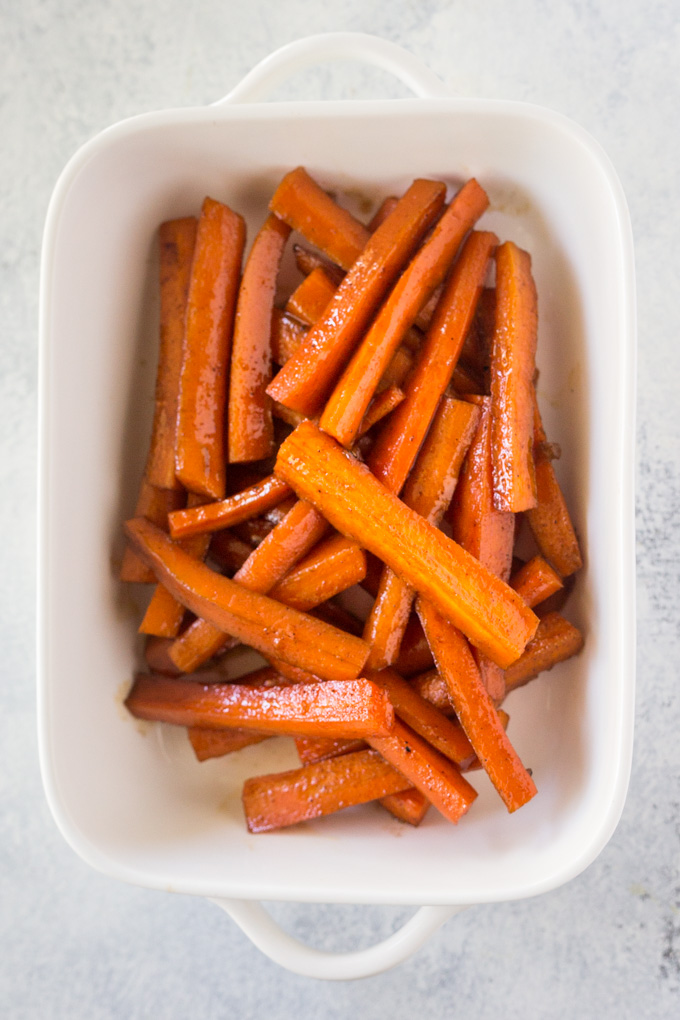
[2,1,678,1015]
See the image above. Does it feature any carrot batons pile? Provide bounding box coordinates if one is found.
[120,167,584,835]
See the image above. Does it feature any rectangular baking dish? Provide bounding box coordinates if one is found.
[38,33,636,978]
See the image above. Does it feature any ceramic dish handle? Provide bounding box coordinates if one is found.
[212,898,464,980]
[216,32,450,105]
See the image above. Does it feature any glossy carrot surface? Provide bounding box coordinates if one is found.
[119,480,185,583]
[271,309,307,365]
[175,197,245,498]
[285,265,337,324]
[268,534,366,611]
[168,474,292,540]
[489,241,538,512]
[188,726,272,761]
[504,612,584,693]
[275,421,538,668]
[509,555,563,609]
[267,179,446,416]
[124,517,370,682]
[228,213,291,463]
[146,217,197,490]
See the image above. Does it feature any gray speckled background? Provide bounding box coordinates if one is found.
[2,1,678,1016]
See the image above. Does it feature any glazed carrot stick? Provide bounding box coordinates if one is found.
[368,718,477,824]
[416,598,537,812]
[504,612,584,693]
[228,214,291,463]
[124,518,370,681]
[188,726,273,761]
[271,309,308,366]
[292,243,345,285]
[509,555,563,608]
[295,736,368,764]
[369,668,477,768]
[126,674,394,739]
[409,668,454,713]
[145,217,197,491]
[395,614,434,675]
[207,531,254,573]
[144,636,182,675]
[267,535,366,611]
[363,397,479,669]
[175,197,245,498]
[269,166,371,271]
[320,179,489,446]
[379,788,430,826]
[356,385,405,438]
[275,421,538,668]
[119,479,185,583]
[267,179,446,416]
[367,196,399,232]
[368,230,498,494]
[525,391,583,576]
[285,265,337,325]
[377,346,413,390]
[489,241,538,511]
[168,475,292,540]
[448,396,515,700]
[168,499,330,672]
[243,748,410,833]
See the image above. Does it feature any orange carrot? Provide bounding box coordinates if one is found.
[175,197,245,498]
[367,196,399,232]
[269,166,371,271]
[395,615,434,676]
[369,668,477,768]
[268,534,366,611]
[363,397,479,669]
[146,217,197,491]
[267,179,446,416]
[409,668,454,713]
[126,673,394,739]
[416,598,537,812]
[504,612,584,693]
[292,243,345,285]
[489,242,538,511]
[188,727,272,761]
[295,736,368,764]
[144,635,182,675]
[525,392,583,576]
[168,474,292,540]
[368,230,498,494]
[509,555,563,608]
[124,518,369,682]
[119,479,185,583]
[285,265,337,325]
[228,214,291,463]
[242,748,409,833]
[368,718,477,824]
[207,531,254,573]
[275,421,538,668]
[271,309,308,366]
[379,788,430,826]
[320,179,489,446]
[356,385,405,438]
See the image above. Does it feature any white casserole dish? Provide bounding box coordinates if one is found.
[38,33,636,979]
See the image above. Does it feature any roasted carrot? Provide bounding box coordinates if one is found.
[228,214,291,463]
[363,397,479,669]
[525,392,583,576]
[509,555,563,608]
[207,531,254,573]
[489,242,538,512]
[504,612,584,693]
[395,615,434,676]
[168,499,330,672]
[320,179,489,447]
[267,179,446,416]
[243,748,409,833]
[367,196,399,232]
[269,166,371,271]
[356,385,405,438]
[409,668,454,713]
[175,197,245,498]
[168,475,292,540]
[271,309,308,366]
[292,243,345,285]
[379,787,430,826]
[145,217,197,491]
[368,718,477,824]
[368,230,498,494]
[369,668,477,768]
[188,726,273,761]
[119,479,185,583]
[268,534,366,611]
[295,736,368,764]
[285,265,337,325]
[416,598,537,812]
[124,518,370,682]
[144,636,182,676]
[275,421,538,668]
[126,673,394,739]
